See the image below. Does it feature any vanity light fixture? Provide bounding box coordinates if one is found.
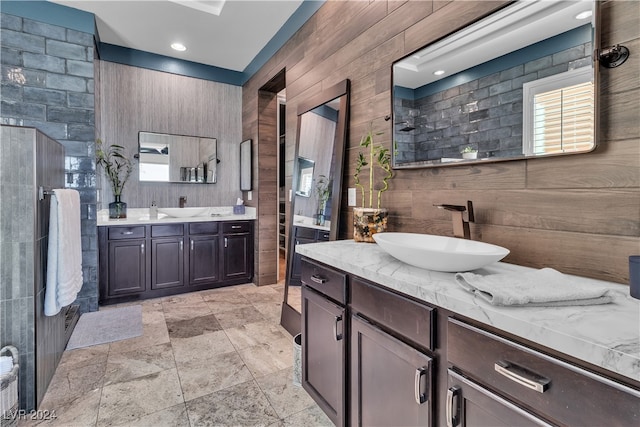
[433,70,445,76]
[575,10,592,20]
[171,42,187,52]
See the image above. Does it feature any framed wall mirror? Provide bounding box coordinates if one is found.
[392,0,598,169]
[138,131,218,182]
[240,139,252,191]
[280,79,350,336]
[294,157,315,197]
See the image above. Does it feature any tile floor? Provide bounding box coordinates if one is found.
[24,282,331,427]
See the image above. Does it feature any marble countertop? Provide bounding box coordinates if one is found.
[292,215,331,231]
[97,206,256,226]
[297,240,640,383]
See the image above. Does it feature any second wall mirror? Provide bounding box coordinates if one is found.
[392,0,598,168]
[280,79,350,336]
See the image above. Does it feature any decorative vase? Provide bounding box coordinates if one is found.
[109,195,127,219]
[462,152,478,160]
[353,207,388,243]
[315,211,326,226]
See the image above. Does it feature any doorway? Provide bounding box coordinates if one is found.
[277,90,286,282]
[256,69,286,287]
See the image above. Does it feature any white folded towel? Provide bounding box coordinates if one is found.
[455,268,614,307]
[45,189,83,316]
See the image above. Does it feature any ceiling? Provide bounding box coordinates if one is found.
[51,0,305,72]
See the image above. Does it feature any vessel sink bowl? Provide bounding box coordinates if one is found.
[372,232,509,272]
[157,207,208,218]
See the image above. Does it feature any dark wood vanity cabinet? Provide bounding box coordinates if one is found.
[300,259,347,427]
[150,224,185,290]
[221,221,253,281]
[446,318,640,427]
[350,278,435,427]
[288,226,330,286]
[188,222,220,286]
[300,256,640,427]
[351,315,434,427]
[99,220,253,304]
[106,233,146,296]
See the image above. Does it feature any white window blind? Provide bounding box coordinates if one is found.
[523,67,594,156]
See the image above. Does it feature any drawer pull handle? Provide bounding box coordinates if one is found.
[414,367,427,405]
[231,225,241,229]
[333,315,343,341]
[446,386,461,427]
[122,231,134,235]
[310,274,327,284]
[494,361,550,393]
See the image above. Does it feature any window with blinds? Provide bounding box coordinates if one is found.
[523,66,594,156]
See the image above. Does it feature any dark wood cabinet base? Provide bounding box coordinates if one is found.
[99,220,253,305]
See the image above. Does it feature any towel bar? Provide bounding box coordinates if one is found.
[38,186,55,201]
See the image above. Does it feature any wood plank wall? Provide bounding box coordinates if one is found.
[243,0,639,285]
[98,60,243,210]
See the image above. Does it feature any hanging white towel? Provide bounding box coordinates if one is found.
[45,189,83,316]
[455,268,614,307]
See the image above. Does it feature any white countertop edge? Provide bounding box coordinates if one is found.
[297,240,640,383]
[97,206,256,226]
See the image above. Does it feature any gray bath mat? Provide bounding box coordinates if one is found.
[66,305,143,350]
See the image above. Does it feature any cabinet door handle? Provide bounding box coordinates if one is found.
[494,360,550,393]
[190,240,194,251]
[231,225,242,229]
[310,274,327,284]
[333,315,343,341]
[179,240,183,251]
[140,243,145,255]
[224,237,228,248]
[122,231,134,235]
[414,367,427,404]
[446,386,461,427]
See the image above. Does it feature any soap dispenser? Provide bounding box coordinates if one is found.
[150,200,158,219]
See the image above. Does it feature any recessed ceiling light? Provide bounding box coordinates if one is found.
[433,70,445,76]
[171,43,187,52]
[575,10,592,20]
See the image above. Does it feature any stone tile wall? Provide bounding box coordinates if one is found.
[0,12,98,313]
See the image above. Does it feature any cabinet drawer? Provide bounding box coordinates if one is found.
[301,258,347,305]
[295,226,317,239]
[189,222,219,235]
[151,224,183,237]
[351,278,434,351]
[108,226,145,240]
[447,318,640,426]
[222,221,251,234]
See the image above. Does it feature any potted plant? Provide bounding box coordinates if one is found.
[461,145,478,160]
[315,174,331,226]
[96,139,134,219]
[353,123,393,242]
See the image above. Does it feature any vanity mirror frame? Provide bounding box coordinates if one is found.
[280,79,350,336]
[391,0,601,169]
[138,131,218,183]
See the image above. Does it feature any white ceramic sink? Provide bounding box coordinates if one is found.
[372,232,509,272]
[157,207,209,218]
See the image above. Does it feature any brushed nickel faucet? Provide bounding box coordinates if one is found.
[434,201,475,239]
[179,196,187,208]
